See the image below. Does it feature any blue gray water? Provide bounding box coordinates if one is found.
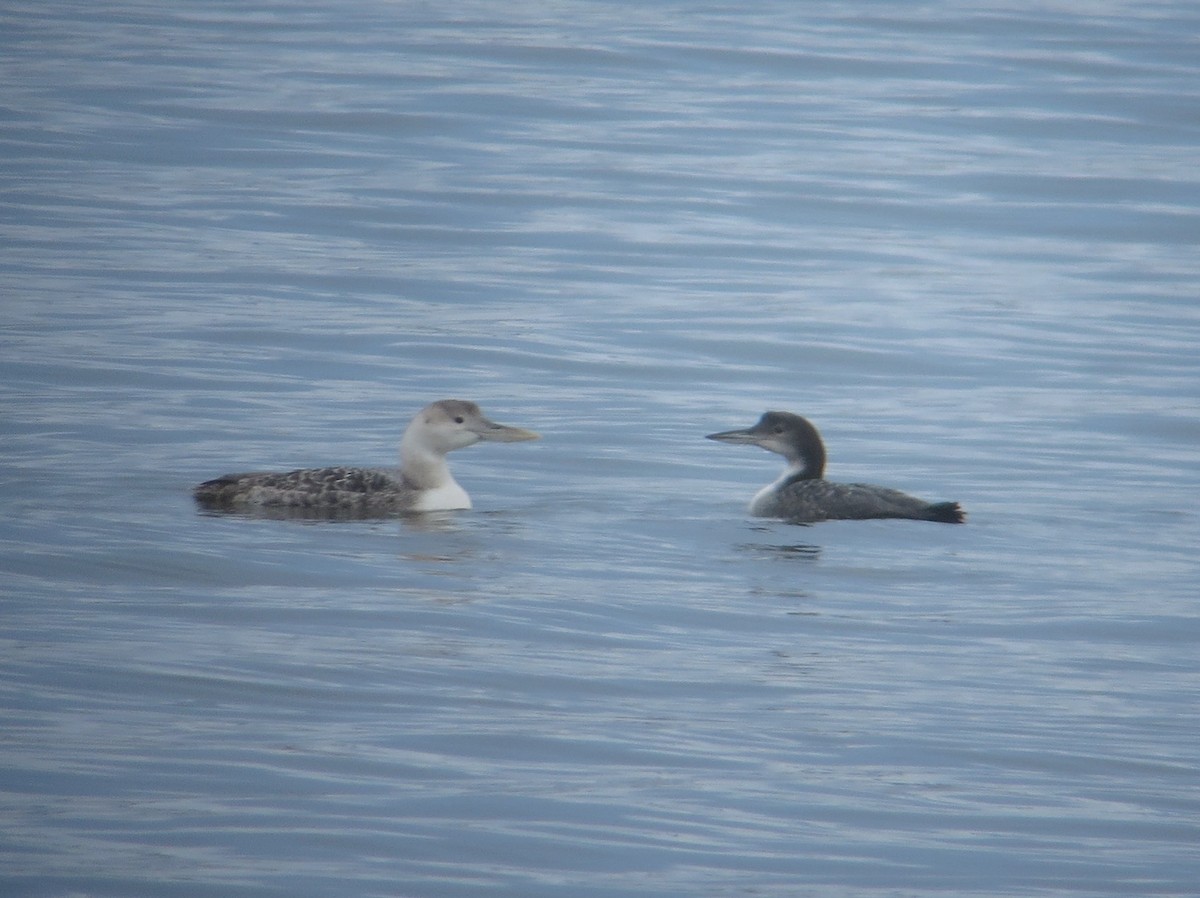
[2,2,1198,896]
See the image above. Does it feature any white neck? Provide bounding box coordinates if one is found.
[400,438,471,510]
[749,461,804,515]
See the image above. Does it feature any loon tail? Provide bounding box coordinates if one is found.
[926,501,965,524]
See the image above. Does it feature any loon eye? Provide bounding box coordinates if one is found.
[773,425,784,434]
[454,416,465,424]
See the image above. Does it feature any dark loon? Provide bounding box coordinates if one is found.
[706,411,964,524]
[194,399,539,514]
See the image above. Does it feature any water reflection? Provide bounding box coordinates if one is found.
[193,503,472,529]
[736,539,823,564]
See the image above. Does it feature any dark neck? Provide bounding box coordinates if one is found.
[783,418,826,480]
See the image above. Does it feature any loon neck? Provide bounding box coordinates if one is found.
[780,443,825,482]
[774,414,827,481]
[778,461,821,490]
[399,438,458,491]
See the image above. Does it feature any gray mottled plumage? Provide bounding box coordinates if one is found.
[194,399,539,518]
[706,411,964,524]
[194,467,414,512]
[753,475,963,523]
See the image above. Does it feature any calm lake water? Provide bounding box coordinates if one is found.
[2,2,1199,896]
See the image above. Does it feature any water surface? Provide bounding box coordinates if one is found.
[2,2,1198,896]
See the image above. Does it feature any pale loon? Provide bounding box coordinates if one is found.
[706,411,964,524]
[194,399,539,515]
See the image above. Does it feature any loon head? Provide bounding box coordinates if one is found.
[706,410,826,479]
[403,399,541,456]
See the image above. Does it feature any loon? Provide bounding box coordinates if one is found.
[194,399,539,515]
[706,411,964,524]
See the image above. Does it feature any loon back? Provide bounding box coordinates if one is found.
[755,477,964,524]
[194,467,410,511]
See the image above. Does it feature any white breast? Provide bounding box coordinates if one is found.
[749,482,778,516]
[410,479,472,512]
